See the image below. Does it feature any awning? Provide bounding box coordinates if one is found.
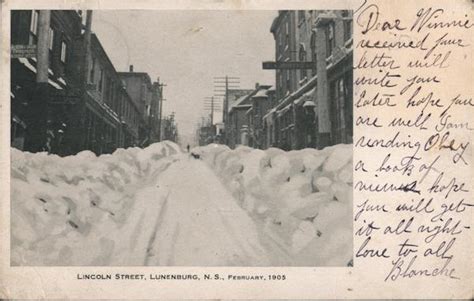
[48,79,63,90]
[58,77,67,86]
[294,87,315,106]
[18,58,65,90]
[277,103,292,117]
[263,107,277,121]
[253,89,268,99]
[18,58,37,74]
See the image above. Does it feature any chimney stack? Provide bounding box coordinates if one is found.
[129,65,134,72]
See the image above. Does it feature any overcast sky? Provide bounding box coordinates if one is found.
[92,10,277,144]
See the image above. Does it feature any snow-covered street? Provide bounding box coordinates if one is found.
[11,142,352,266]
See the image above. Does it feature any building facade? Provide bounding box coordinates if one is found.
[227,92,253,148]
[150,80,164,143]
[71,33,143,154]
[10,10,162,155]
[263,10,353,150]
[11,10,84,153]
[161,113,178,143]
[118,67,162,146]
[225,84,273,149]
[245,85,272,149]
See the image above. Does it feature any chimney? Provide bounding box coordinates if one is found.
[129,65,134,72]
[255,82,260,89]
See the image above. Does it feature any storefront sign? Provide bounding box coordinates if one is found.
[11,44,37,58]
[262,61,314,70]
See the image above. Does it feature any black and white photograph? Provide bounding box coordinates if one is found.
[10,9,353,266]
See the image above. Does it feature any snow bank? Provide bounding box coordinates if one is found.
[11,141,181,265]
[193,143,353,266]
[11,141,271,266]
[11,140,352,267]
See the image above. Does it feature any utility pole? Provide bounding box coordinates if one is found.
[157,80,167,141]
[204,96,223,126]
[73,10,93,154]
[204,96,223,143]
[213,76,239,144]
[25,10,50,152]
[214,76,239,123]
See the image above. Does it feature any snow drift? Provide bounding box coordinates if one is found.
[11,141,352,266]
[193,143,353,266]
[11,142,181,265]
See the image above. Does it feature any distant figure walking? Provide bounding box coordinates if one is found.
[186,144,190,153]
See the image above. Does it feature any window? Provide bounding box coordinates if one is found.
[29,10,39,44]
[285,21,289,49]
[286,70,291,93]
[298,10,305,24]
[103,76,109,101]
[111,83,116,109]
[326,22,335,58]
[342,10,353,42]
[48,27,54,50]
[330,76,351,144]
[299,44,307,79]
[310,32,317,74]
[109,79,114,104]
[98,68,103,93]
[60,41,67,63]
[89,58,96,83]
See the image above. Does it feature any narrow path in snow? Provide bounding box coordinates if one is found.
[144,155,271,266]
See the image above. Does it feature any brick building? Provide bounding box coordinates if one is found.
[245,85,272,149]
[71,33,143,154]
[222,88,253,145]
[10,10,84,153]
[226,84,271,149]
[10,10,160,155]
[263,10,353,150]
[161,113,178,143]
[227,93,252,148]
[118,67,163,146]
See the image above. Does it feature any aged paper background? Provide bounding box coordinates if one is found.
[1,0,473,299]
